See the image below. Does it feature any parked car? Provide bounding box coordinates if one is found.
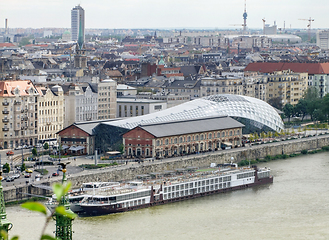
[35,174,41,179]
[14,146,23,150]
[24,174,31,178]
[6,177,14,182]
[25,168,33,173]
[52,172,59,176]
[6,151,14,156]
[12,174,20,179]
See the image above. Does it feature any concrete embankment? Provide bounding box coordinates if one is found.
[4,134,329,203]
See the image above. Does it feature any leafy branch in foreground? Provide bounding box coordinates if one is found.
[19,181,77,240]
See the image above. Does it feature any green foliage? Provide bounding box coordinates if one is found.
[21,163,26,172]
[322,146,329,151]
[43,143,49,150]
[20,180,76,240]
[119,144,124,154]
[3,163,10,173]
[35,169,48,175]
[301,149,308,154]
[21,202,47,216]
[32,147,37,156]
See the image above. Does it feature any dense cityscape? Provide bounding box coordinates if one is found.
[1,2,329,239]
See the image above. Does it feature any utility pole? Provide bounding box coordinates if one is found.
[0,171,13,239]
[54,163,74,240]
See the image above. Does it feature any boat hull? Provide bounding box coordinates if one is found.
[79,176,273,216]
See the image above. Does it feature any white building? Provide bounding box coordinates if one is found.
[71,5,85,42]
[316,30,329,50]
[117,98,167,118]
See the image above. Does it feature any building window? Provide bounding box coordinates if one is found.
[209,133,212,139]
[174,138,177,144]
[200,134,204,140]
[179,137,183,143]
[196,135,199,141]
[156,140,160,146]
[222,132,225,137]
[165,139,169,145]
[154,105,162,110]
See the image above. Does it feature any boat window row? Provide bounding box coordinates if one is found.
[163,183,230,200]
[237,172,254,179]
[257,171,270,179]
[116,190,151,202]
[163,177,232,193]
[123,199,146,208]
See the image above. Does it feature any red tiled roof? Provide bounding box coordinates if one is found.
[0,43,15,48]
[244,62,329,74]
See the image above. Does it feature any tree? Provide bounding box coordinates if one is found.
[295,99,308,121]
[304,87,320,121]
[3,163,10,173]
[44,143,49,155]
[32,147,37,156]
[268,97,283,110]
[283,104,294,122]
[321,94,329,123]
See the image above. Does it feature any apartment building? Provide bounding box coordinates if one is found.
[0,80,39,149]
[266,71,308,106]
[64,83,98,127]
[98,79,117,120]
[200,77,243,97]
[36,85,64,143]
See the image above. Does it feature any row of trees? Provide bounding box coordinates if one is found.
[275,87,329,123]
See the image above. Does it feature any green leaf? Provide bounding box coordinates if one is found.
[0,230,8,239]
[21,202,47,216]
[63,181,72,195]
[11,236,19,240]
[41,234,58,240]
[52,183,64,201]
[55,206,77,219]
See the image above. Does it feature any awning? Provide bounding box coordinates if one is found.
[223,142,232,146]
[61,145,69,150]
[107,151,121,155]
[69,146,85,151]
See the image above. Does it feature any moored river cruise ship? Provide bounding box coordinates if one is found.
[73,164,273,216]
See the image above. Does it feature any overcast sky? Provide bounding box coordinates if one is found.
[1,0,328,30]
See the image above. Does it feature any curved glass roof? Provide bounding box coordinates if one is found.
[105,94,284,132]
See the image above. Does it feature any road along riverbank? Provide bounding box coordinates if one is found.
[3,134,329,203]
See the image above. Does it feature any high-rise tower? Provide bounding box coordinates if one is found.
[71,5,85,42]
[243,0,247,34]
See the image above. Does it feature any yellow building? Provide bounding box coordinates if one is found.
[266,70,308,106]
[36,85,64,144]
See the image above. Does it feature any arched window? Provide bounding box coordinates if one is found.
[217,132,220,138]
[237,130,240,135]
[196,135,199,141]
[174,138,178,144]
[156,140,160,146]
[230,131,233,136]
[208,133,212,139]
[200,134,204,140]
[222,132,225,137]
[187,136,191,142]
[165,139,169,145]
[179,137,183,143]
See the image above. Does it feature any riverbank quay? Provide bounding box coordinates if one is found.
[3,133,329,203]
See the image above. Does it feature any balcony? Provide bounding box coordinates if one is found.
[2,110,9,114]
[14,101,21,105]
[2,102,9,106]
[2,127,9,131]
[2,119,9,123]
[21,116,28,121]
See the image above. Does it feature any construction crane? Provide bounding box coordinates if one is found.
[298,17,314,42]
[262,18,266,34]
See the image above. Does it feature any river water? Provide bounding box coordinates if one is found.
[6,152,329,240]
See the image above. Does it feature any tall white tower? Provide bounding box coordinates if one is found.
[71,5,85,42]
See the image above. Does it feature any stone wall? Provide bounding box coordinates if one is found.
[4,135,329,203]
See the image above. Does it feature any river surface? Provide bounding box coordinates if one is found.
[6,152,329,240]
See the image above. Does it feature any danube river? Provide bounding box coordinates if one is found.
[6,152,329,240]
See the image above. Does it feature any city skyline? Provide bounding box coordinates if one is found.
[0,0,329,30]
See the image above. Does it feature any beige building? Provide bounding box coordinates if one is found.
[0,80,39,149]
[98,79,117,120]
[36,85,64,143]
[266,70,308,106]
[200,77,243,97]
